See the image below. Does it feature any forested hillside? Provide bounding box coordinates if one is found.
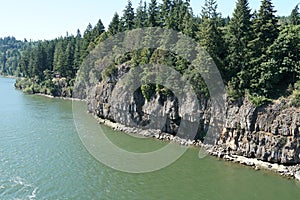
[0,37,30,76]
[13,0,300,105]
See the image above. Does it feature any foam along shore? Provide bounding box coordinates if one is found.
[211,151,300,181]
[96,116,300,182]
[35,93,85,102]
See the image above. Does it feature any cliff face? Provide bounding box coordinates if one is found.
[86,65,300,164]
[220,98,300,164]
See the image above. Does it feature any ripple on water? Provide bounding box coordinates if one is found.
[0,176,38,200]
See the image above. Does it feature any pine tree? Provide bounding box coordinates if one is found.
[197,0,225,71]
[64,40,75,78]
[290,4,300,25]
[182,9,196,38]
[108,13,121,35]
[91,19,105,42]
[248,0,279,60]
[81,23,93,60]
[2,50,7,73]
[160,0,172,27]
[123,0,135,30]
[248,0,279,95]
[176,0,192,32]
[31,43,47,80]
[73,29,82,72]
[135,0,147,28]
[44,40,55,72]
[53,38,65,74]
[201,0,219,19]
[226,0,252,82]
[147,0,159,27]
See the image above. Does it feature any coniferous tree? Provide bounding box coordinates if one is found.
[81,23,93,60]
[44,40,55,72]
[135,0,147,28]
[73,29,82,72]
[172,0,193,32]
[201,0,219,19]
[108,13,121,35]
[2,50,7,73]
[182,2,196,38]
[248,0,279,61]
[226,0,252,90]
[91,19,105,42]
[227,0,252,74]
[197,0,225,71]
[53,38,65,74]
[290,4,300,25]
[87,20,105,52]
[123,0,135,30]
[18,47,31,77]
[248,0,279,95]
[147,0,159,27]
[160,0,172,27]
[31,43,47,80]
[64,39,75,78]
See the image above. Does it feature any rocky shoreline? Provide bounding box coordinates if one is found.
[95,116,300,182]
[35,93,85,102]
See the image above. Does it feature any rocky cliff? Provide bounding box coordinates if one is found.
[219,98,300,164]
[86,64,300,165]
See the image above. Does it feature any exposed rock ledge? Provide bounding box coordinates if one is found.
[95,115,300,181]
[84,64,300,180]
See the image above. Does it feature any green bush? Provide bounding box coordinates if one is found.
[248,93,271,107]
[141,84,156,101]
[294,81,300,90]
[291,90,300,107]
[102,64,118,79]
[23,86,33,94]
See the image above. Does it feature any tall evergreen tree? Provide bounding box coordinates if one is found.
[123,0,135,30]
[248,0,279,95]
[290,4,300,25]
[147,0,159,27]
[63,40,75,78]
[160,0,172,28]
[91,19,105,42]
[201,0,219,19]
[53,38,65,74]
[197,0,225,71]
[87,19,105,52]
[248,0,279,60]
[73,29,82,72]
[182,9,196,38]
[31,43,47,80]
[226,0,252,82]
[44,40,55,72]
[108,13,121,35]
[135,0,147,28]
[81,23,93,60]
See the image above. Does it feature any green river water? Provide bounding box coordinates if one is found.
[0,76,300,200]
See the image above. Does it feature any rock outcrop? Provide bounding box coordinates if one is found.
[219,98,300,164]
[86,64,300,165]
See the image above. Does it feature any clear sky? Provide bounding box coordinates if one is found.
[0,0,298,41]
